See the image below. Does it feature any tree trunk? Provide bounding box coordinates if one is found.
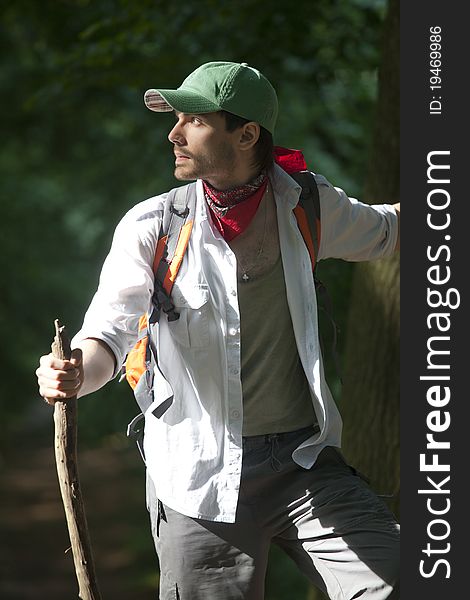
[341,0,400,517]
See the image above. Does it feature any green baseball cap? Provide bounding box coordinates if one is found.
[144,61,278,134]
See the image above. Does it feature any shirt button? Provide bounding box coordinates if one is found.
[229,327,238,336]
[231,409,241,419]
[231,289,237,296]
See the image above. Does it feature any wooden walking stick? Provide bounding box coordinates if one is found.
[51,319,102,600]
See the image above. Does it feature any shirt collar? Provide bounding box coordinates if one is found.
[195,162,303,221]
[268,163,303,209]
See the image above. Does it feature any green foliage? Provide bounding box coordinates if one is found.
[1,0,385,435]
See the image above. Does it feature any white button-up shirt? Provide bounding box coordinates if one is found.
[72,164,398,523]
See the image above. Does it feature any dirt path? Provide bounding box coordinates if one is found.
[0,430,158,599]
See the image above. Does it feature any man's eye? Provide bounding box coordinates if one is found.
[191,117,202,125]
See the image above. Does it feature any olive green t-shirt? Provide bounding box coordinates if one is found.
[238,256,317,436]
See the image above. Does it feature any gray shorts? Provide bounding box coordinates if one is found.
[146,426,400,600]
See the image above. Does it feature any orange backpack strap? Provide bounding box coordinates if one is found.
[291,171,343,384]
[123,184,197,446]
[149,183,197,324]
[291,171,321,273]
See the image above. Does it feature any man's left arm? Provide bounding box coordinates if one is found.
[316,175,400,262]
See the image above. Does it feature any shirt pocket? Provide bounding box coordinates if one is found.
[167,284,210,348]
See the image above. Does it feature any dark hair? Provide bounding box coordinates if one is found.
[219,111,274,173]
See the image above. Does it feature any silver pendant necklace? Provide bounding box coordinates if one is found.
[237,188,269,283]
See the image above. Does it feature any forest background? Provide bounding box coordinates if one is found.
[0,0,399,598]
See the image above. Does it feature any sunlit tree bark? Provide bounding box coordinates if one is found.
[341,0,400,518]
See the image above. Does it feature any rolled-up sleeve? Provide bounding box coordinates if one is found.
[316,174,398,262]
[71,196,165,377]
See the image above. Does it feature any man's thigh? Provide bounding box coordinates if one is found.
[272,448,400,600]
[146,438,400,600]
[146,475,270,600]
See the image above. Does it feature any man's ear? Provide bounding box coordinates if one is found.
[239,122,260,151]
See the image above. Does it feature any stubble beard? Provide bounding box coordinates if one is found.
[173,141,237,187]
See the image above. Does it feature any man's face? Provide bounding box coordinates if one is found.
[167,112,238,187]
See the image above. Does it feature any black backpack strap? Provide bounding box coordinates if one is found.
[291,171,343,384]
[149,183,197,324]
[126,184,197,458]
[290,170,321,270]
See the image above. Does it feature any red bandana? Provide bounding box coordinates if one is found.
[204,178,268,242]
[204,146,308,241]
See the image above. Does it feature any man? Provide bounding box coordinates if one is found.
[37,61,400,599]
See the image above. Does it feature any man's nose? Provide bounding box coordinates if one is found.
[168,121,185,145]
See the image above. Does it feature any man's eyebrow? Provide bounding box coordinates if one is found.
[174,111,208,120]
